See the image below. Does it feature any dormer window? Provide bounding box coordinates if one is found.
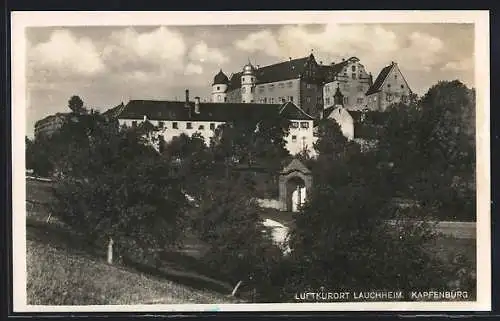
[352,65,356,72]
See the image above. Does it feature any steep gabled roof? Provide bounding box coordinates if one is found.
[213,69,229,85]
[279,102,314,120]
[365,63,394,95]
[102,102,126,119]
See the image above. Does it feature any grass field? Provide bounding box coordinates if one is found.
[26,178,238,305]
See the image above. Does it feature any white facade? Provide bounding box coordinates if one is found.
[118,118,226,147]
[326,107,355,140]
[118,117,315,156]
[286,119,316,156]
[211,83,228,102]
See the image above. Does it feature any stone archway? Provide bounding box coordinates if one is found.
[279,159,313,212]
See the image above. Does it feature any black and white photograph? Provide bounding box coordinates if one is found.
[12,11,490,312]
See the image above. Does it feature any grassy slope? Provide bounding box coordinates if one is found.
[26,179,238,305]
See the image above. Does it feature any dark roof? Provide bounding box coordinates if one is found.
[349,110,388,126]
[279,102,314,120]
[117,100,312,122]
[227,54,316,90]
[102,103,126,119]
[213,69,229,85]
[365,63,394,95]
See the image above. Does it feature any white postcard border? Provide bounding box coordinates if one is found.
[11,10,491,312]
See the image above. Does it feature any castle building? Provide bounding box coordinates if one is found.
[213,54,413,117]
[322,57,373,111]
[34,113,69,139]
[219,54,326,119]
[116,90,316,156]
[365,61,413,111]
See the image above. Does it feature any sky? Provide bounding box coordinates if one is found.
[25,23,474,138]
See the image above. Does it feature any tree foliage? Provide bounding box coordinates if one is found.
[50,109,188,263]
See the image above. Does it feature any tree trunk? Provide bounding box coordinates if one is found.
[231,280,243,297]
[107,237,114,264]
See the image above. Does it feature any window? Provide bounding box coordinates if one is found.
[251,100,254,103]
[210,123,215,130]
[292,135,297,142]
[306,96,311,103]
[198,125,205,130]
[344,97,349,105]
[291,121,299,128]
[395,74,398,80]
[386,93,393,102]
[282,98,286,103]
[186,122,192,129]
[290,96,294,102]
[387,84,391,88]
[357,97,364,104]
[352,73,357,80]
[269,84,274,91]
[132,121,137,127]
[217,86,220,90]
[217,95,221,101]
[173,122,178,129]
[263,97,267,103]
[242,87,246,94]
[259,86,265,94]
[270,97,274,103]
[251,87,255,93]
[352,65,356,72]
[401,84,404,89]
[326,97,330,105]
[279,82,285,89]
[306,83,312,89]
[300,122,309,129]
[401,95,408,103]
[224,97,227,102]
[325,85,330,93]
[241,77,245,82]
[287,81,293,88]
[158,121,164,128]
[358,85,364,92]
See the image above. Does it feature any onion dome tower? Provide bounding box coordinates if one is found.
[241,61,256,103]
[211,69,229,102]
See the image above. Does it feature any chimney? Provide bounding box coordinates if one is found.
[185,89,190,106]
[194,97,200,114]
[289,57,292,61]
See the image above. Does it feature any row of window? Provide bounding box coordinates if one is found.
[291,135,308,143]
[325,83,365,93]
[259,96,294,104]
[257,81,295,93]
[130,121,218,131]
[387,84,405,89]
[290,121,310,129]
[241,86,256,94]
[324,96,364,105]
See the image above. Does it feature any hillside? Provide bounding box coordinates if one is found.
[26,178,239,305]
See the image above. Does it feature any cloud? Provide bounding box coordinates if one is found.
[189,41,228,65]
[234,24,449,73]
[28,29,105,78]
[442,57,473,71]
[234,30,281,57]
[103,26,187,73]
[184,63,203,75]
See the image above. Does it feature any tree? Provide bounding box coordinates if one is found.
[379,80,476,220]
[68,95,87,114]
[51,113,189,265]
[274,115,454,301]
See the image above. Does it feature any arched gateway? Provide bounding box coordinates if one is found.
[278,159,313,212]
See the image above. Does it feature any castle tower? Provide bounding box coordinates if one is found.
[333,84,344,107]
[241,61,256,103]
[211,69,229,102]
